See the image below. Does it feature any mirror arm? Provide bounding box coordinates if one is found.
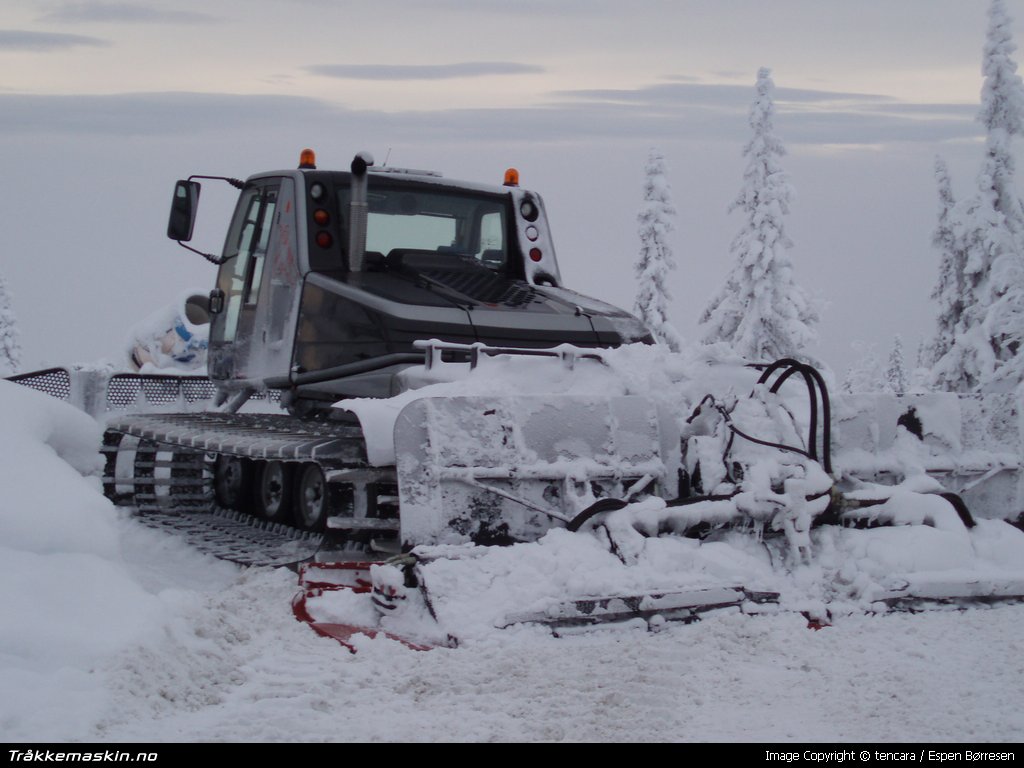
[188,174,245,189]
[177,240,225,265]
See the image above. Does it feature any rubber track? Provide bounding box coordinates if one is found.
[133,505,325,567]
[104,411,375,567]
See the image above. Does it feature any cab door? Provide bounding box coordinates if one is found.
[208,179,280,381]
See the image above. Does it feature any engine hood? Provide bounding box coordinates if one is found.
[347,255,648,348]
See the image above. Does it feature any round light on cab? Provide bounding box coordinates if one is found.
[299,148,317,169]
[529,248,542,262]
[520,199,539,222]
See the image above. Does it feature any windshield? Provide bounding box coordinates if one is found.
[339,182,509,271]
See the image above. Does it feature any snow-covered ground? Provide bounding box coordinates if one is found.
[3,375,1024,743]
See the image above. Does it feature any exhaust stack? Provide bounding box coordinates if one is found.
[348,151,374,272]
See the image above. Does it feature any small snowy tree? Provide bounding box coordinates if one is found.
[633,148,682,352]
[700,67,818,362]
[884,335,908,394]
[841,342,882,394]
[0,271,21,376]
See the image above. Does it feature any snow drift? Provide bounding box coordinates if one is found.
[0,381,236,741]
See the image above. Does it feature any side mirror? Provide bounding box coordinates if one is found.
[167,180,200,242]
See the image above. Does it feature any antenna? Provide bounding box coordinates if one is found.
[383,147,392,167]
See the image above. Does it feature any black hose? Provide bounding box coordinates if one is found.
[938,491,977,529]
[757,359,819,462]
[717,412,813,460]
[666,493,741,508]
[566,498,629,532]
[753,358,833,475]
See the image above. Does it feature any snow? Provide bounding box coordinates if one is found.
[0,381,237,741]
[0,271,20,376]
[5,367,1024,742]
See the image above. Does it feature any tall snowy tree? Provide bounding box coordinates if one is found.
[926,157,986,392]
[633,148,683,352]
[0,271,21,376]
[929,0,1024,392]
[700,67,818,362]
[974,0,1024,388]
[924,156,965,372]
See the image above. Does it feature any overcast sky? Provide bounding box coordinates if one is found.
[1,0,1020,376]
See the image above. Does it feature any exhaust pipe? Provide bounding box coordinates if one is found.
[348,151,374,272]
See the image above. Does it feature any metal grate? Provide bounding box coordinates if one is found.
[106,375,280,409]
[5,368,72,401]
[421,268,539,307]
[107,374,193,408]
[180,377,218,403]
[9,369,281,412]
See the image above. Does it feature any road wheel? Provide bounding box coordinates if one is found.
[255,460,293,524]
[294,463,329,531]
[214,454,252,511]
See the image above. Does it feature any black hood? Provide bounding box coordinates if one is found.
[349,252,649,348]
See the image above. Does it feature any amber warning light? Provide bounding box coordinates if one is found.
[503,168,520,187]
[299,148,317,169]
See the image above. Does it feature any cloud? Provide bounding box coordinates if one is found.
[0,92,343,136]
[38,2,218,24]
[0,29,107,51]
[556,81,897,109]
[547,81,978,146]
[306,62,545,81]
[0,85,980,149]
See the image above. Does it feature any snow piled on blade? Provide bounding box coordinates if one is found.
[343,342,741,467]
[321,340,1024,645]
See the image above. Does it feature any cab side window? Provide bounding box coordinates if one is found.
[216,183,279,342]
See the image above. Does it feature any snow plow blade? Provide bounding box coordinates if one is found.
[393,395,678,547]
[299,355,1024,650]
[293,562,434,652]
[502,586,779,633]
[873,576,1024,608]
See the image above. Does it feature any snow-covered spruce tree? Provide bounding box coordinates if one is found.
[930,191,1000,391]
[633,148,682,352]
[700,68,818,362]
[0,271,21,376]
[924,157,965,372]
[885,335,908,394]
[938,0,1024,391]
[926,156,990,392]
